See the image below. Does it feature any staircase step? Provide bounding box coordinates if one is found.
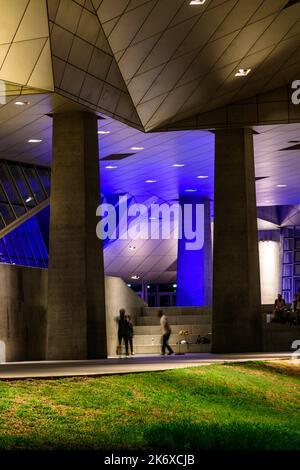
[133,333,211,346]
[134,325,211,335]
[132,344,211,354]
[142,307,212,316]
[137,315,211,326]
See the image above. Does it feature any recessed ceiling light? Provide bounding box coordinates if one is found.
[185,189,198,192]
[15,101,30,106]
[25,196,33,203]
[105,165,118,169]
[190,0,206,4]
[28,139,42,143]
[98,130,110,134]
[276,184,287,188]
[130,146,144,151]
[197,175,208,179]
[145,180,157,183]
[131,275,140,280]
[235,68,251,77]
[149,217,157,220]
[173,164,185,167]
[127,284,132,287]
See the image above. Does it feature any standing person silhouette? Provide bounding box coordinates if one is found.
[157,310,174,355]
[126,314,135,355]
[117,309,129,357]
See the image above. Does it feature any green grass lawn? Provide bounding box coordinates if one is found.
[0,361,299,450]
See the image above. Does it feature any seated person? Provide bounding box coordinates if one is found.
[274,294,286,322]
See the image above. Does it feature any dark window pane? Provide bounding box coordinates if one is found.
[8,165,34,208]
[0,164,22,204]
[295,265,300,276]
[22,167,46,203]
[0,185,8,203]
[0,203,15,224]
[36,168,50,196]
[12,204,26,217]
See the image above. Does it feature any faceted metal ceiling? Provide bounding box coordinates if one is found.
[2,0,300,131]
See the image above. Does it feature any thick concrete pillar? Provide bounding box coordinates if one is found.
[212,128,262,353]
[46,112,106,360]
[176,196,212,306]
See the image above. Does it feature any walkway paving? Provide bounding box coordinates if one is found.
[0,352,293,380]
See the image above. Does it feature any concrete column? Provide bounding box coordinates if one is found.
[46,112,107,360]
[176,196,212,306]
[212,128,262,353]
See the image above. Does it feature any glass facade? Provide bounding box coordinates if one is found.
[0,210,49,268]
[0,160,50,230]
[281,226,300,303]
[0,160,50,268]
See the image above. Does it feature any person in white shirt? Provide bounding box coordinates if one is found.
[157,310,174,355]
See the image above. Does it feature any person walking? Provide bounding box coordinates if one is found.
[126,314,135,355]
[157,310,174,355]
[117,309,129,357]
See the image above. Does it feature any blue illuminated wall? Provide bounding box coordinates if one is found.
[176,196,212,307]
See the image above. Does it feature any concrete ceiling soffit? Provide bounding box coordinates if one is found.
[48,0,143,129]
[152,86,300,131]
[0,0,54,92]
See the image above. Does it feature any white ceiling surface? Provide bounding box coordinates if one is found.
[0,94,300,206]
[93,0,300,131]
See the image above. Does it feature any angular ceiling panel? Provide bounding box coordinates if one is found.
[0,0,53,92]
[14,0,50,42]
[0,38,49,88]
[0,0,299,132]
[27,39,54,91]
[92,0,300,131]
[50,0,143,129]
[0,0,29,44]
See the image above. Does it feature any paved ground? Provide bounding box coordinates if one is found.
[0,352,294,380]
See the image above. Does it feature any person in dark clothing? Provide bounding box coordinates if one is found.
[117,309,129,356]
[126,314,135,355]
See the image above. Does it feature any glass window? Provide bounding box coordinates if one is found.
[283,251,293,264]
[8,165,34,208]
[12,204,26,217]
[3,237,18,264]
[0,203,15,224]
[0,185,8,203]
[283,277,292,290]
[283,264,293,277]
[0,164,22,204]
[22,167,46,203]
[295,265,300,276]
[284,238,294,251]
[36,168,50,196]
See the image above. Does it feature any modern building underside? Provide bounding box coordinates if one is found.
[1,0,300,361]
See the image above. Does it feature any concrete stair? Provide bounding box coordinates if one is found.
[133,307,212,354]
